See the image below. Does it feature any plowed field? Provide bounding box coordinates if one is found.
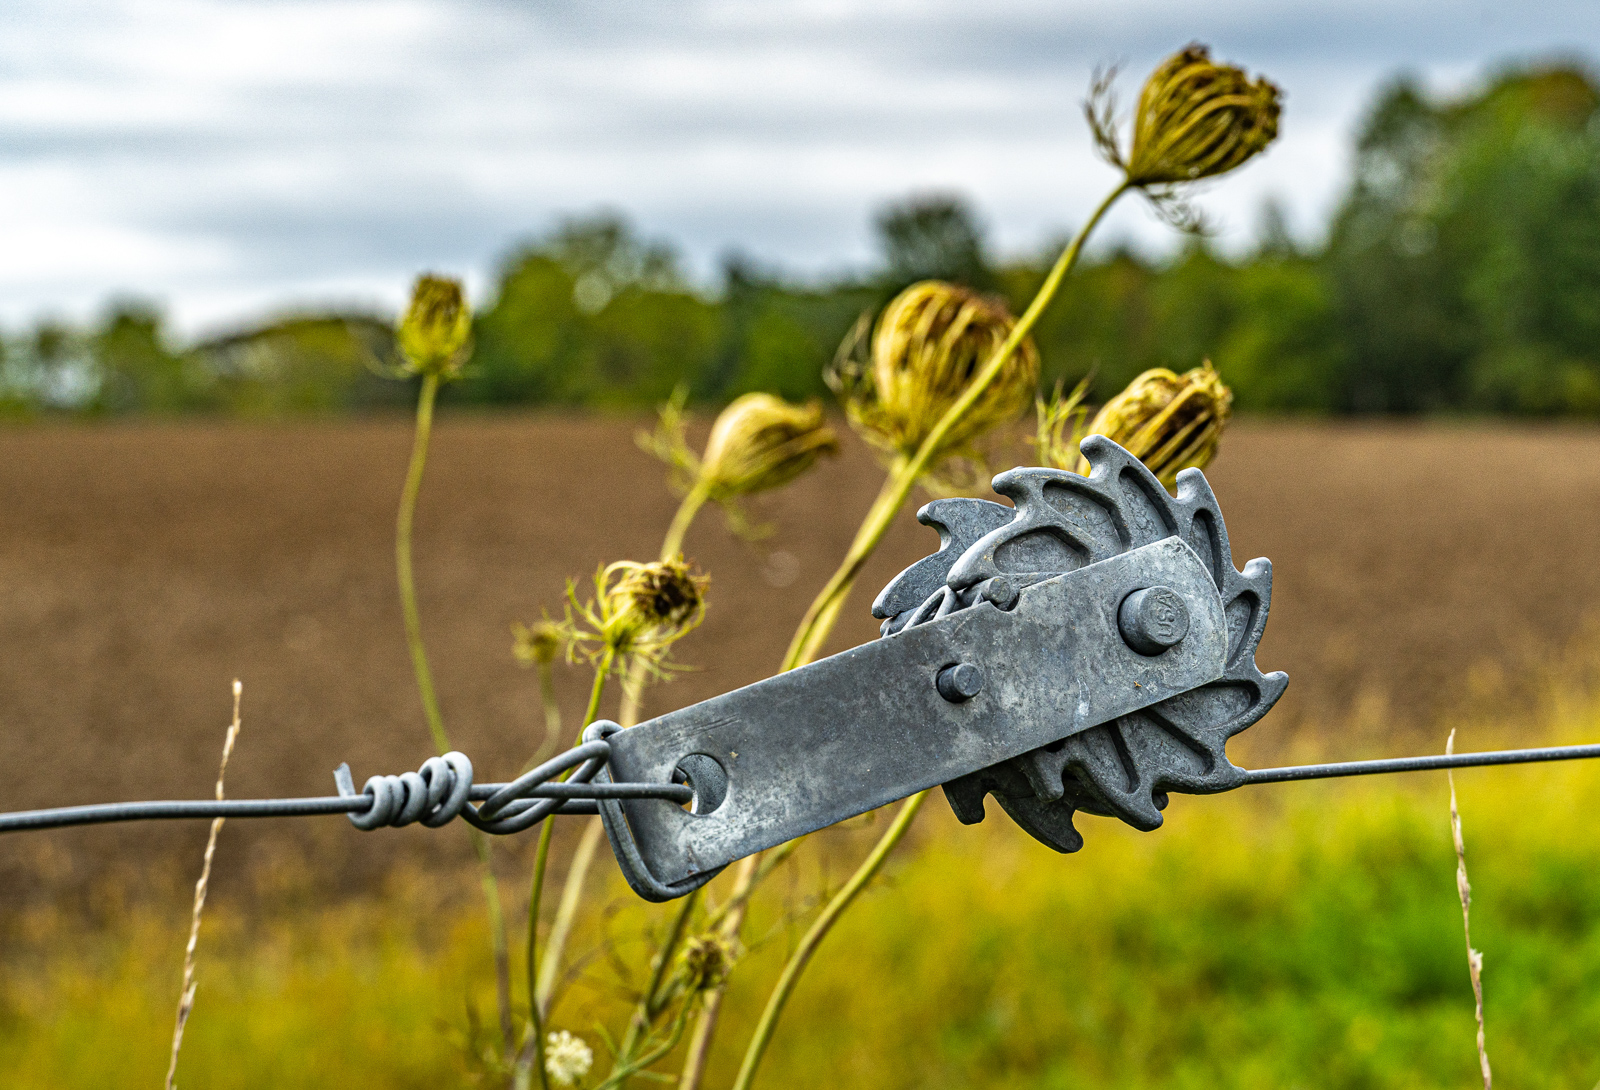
[4,416,1599,896]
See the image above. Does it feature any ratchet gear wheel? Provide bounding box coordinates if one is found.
[872,437,1287,852]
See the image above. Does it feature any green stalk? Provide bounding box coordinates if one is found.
[661,481,710,560]
[597,1001,694,1090]
[396,369,514,1052]
[520,829,554,1090]
[681,181,1133,1090]
[524,651,612,1031]
[534,658,562,763]
[397,371,450,755]
[611,891,698,1085]
[541,482,714,1019]
[534,818,605,1016]
[781,181,1131,671]
[731,791,927,1090]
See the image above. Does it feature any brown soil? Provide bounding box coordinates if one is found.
[4,415,1600,898]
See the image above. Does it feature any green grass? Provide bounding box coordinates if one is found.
[6,715,1600,1088]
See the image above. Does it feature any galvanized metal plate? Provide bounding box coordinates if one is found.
[604,536,1227,884]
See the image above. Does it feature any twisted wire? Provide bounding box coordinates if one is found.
[7,740,1600,838]
[0,740,692,835]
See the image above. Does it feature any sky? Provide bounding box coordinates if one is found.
[2,0,1598,336]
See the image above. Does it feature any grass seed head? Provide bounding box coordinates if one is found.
[1087,44,1280,225]
[828,280,1038,472]
[700,393,839,500]
[397,275,473,380]
[1079,362,1232,488]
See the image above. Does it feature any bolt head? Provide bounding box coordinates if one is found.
[979,575,1019,611]
[936,662,985,703]
[1118,586,1190,656]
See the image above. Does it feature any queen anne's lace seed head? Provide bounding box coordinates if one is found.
[678,933,735,995]
[1077,362,1233,488]
[511,619,565,666]
[638,388,838,538]
[1086,44,1281,228]
[698,393,838,500]
[554,556,710,679]
[544,1030,593,1087]
[397,275,473,380]
[827,280,1038,478]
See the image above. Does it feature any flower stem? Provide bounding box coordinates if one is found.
[682,181,1133,1089]
[611,891,698,1084]
[525,651,613,1031]
[597,1000,694,1090]
[783,181,1130,672]
[731,791,928,1090]
[395,369,515,1053]
[519,825,554,1090]
[662,481,710,561]
[544,483,715,1021]
[534,658,562,764]
[397,370,450,754]
[533,818,604,1016]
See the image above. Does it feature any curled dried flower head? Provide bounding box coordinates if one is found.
[638,388,837,538]
[827,281,1038,476]
[397,275,473,379]
[1077,362,1233,488]
[700,393,838,500]
[678,933,734,996]
[1088,45,1280,226]
[558,555,710,677]
[511,618,565,666]
[543,1030,593,1087]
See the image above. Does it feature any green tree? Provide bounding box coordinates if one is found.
[875,194,994,291]
[91,302,211,413]
[469,215,719,406]
[1326,65,1600,413]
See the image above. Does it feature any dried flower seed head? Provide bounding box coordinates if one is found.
[828,281,1039,471]
[611,555,708,631]
[543,1030,593,1087]
[511,619,565,666]
[678,933,734,995]
[700,393,839,500]
[1078,362,1232,488]
[558,555,711,678]
[397,275,473,379]
[1088,44,1280,214]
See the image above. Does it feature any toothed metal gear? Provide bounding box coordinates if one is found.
[871,436,1287,853]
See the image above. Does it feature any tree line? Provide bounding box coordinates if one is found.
[3,62,1597,419]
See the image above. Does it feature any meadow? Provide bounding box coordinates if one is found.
[2,415,1600,1086]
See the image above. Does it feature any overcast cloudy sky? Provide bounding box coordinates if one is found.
[2,0,1597,334]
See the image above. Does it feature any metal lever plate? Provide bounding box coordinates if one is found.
[604,536,1227,884]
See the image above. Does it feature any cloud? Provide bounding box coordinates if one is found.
[1,0,1596,332]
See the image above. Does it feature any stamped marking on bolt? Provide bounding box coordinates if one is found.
[1118,585,1191,656]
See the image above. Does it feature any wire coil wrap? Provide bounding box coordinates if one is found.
[334,740,695,835]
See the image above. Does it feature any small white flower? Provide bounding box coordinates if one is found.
[545,1030,594,1087]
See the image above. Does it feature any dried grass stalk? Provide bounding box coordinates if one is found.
[165,680,243,1090]
[1446,729,1492,1090]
